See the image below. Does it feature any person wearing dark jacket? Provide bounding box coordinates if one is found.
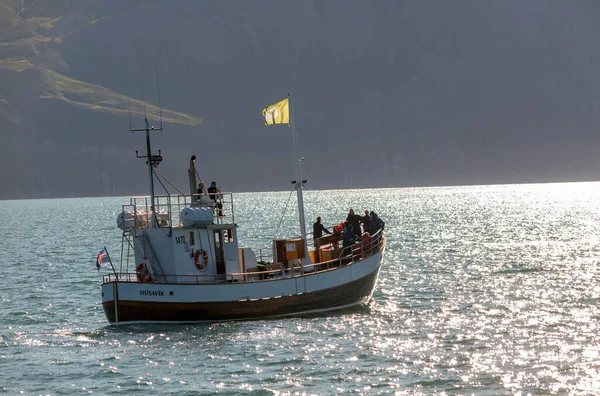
[370,211,385,234]
[346,208,362,238]
[312,216,331,245]
[208,181,223,216]
[342,221,357,263]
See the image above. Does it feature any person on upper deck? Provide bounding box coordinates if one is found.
[196,181,213,206]
[313,216,331,246]
[346,208,362,238]
[208,181,224,216]
[197,181,206,198]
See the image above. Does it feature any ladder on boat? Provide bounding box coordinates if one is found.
[141,234,165,282]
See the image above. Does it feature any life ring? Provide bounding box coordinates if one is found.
[195,249,208,270]
[136,263,152,283]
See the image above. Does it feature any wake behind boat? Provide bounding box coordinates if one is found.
[99,94,386,324]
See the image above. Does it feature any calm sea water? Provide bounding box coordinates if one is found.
[2,183,600,395]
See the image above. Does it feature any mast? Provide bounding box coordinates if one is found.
[288,92,308,242]
[128,61,164,227]
[133,117,163,228]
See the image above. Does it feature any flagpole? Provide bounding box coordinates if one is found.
[104,246,119,280]
[288,92,308,249]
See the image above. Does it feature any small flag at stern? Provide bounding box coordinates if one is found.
[96,248,110,271]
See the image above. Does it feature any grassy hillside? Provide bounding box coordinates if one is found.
[0,0,200,128]
[0,0,203,199]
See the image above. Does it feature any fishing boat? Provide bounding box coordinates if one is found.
[99,94,386,324]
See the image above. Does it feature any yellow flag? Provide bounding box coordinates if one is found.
[262,98,289,125]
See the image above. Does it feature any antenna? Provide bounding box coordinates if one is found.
[141,60,147,120]
[155,60,163,129]
[127,80,133,132]
[130,56,164,228]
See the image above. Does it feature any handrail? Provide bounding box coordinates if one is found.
[255,245,274,263]
[121,193,236,230]
[104,230,385,285]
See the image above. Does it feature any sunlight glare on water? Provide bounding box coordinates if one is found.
[1,183,600,394]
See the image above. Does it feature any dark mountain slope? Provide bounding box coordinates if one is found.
[2,1,600,198]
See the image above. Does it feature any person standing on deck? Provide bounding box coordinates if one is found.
[362,209,371,234]
[342,221,358,263]
[370,211,385,234]
[208,181,223,216]
[313,216,331,246]
[197,181,206,199]
[346,208,362,239]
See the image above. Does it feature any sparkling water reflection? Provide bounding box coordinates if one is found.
[1,183,600,394]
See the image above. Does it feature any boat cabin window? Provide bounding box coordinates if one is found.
[214,231,221,249]
[188,231,195,246]
[224,229,233,243]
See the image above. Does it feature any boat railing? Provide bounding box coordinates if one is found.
[233,230,385,282]
[312,228,385,269]
[255,245,274,263]
[102,230,385,285]
[122,193,235,229]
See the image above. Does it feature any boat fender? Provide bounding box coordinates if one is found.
[136,263,152,283]
[195,249,208,270]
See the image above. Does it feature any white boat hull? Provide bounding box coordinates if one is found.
[101,248,384,324]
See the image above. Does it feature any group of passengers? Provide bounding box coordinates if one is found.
[313,208,385,260]
[196,181,224,217]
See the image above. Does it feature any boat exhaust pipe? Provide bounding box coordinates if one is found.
[188,155,197,203]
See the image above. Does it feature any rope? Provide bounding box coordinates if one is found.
[153,168,185,194]
[154,170,169,195]
[273,187,296,239]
